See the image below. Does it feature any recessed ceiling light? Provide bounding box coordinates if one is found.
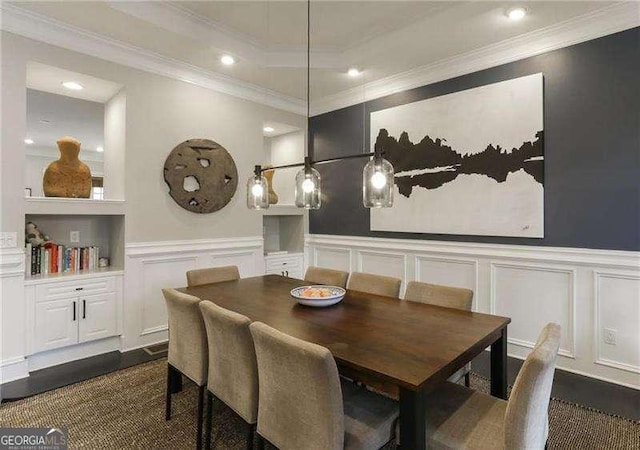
[507,7,526,21]
[221,55,235,66]
[24,138,34,145]
[263,126,275,133]
[62,81,84,90]
[96,146,104,152]
[347,68,361,77]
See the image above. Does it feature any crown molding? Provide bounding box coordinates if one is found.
[0,3,306,115]
[310,2,640,116]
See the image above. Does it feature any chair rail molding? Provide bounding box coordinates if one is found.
[122,236,264,351]
[305,234,640,389]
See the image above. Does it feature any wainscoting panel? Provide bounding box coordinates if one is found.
[415,256,478,309]
[123,237,263,351]
[312,246,352,272]
[305,234,640,389]
[594,271,640,374]
[491,263,575,358]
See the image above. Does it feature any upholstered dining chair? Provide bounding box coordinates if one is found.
[250,322,399,450]
[420,323,561,450]
[304,266,350,288]
[199,301,259,450]
[186,265,240,287]
[347,272,402,298]
[404,281,474,386]
[162,288,208,449]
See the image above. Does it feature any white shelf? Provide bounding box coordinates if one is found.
[24,267,124,285]
[262,204,304,216]
[25,197,125,215]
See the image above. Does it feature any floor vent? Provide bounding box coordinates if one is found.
[143,342,168,356]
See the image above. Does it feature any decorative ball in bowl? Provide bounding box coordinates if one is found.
[290,285,346,307]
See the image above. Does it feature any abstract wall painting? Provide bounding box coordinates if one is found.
[370,73,544,238]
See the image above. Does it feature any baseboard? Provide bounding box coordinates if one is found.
[0,357,29,383]
[28,337,121,372]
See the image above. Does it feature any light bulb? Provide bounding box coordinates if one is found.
[507,7,526,21]
[251,183,264,197]
[221,55,235,65]
[371,171,387,189]
[302,178,315,193]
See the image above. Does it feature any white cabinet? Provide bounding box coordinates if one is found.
[34,298,78,352]
[265,253,304,279]
[79,292,117,343]
[28,273,121,355]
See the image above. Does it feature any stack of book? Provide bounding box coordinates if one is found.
[25,243,100,276]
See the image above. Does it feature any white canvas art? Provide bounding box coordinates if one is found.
[370,73,544,238]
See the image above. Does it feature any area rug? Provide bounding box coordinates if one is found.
[0,359,638,449]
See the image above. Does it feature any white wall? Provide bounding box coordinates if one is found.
[103,90,126,200]
[306,234,640,389]
[266,130,304,206]
[0,31,305,378]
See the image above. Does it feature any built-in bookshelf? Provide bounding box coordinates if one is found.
[25,213,125,280]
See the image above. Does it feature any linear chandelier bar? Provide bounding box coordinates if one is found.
[256,151,376,172]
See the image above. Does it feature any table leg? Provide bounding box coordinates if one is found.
[399,387,427,450]
[490,327,508,399]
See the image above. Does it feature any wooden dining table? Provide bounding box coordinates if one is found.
[179,274,510,450]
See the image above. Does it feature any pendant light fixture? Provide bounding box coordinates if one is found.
[246,165,269,209]
[247,0,394,210]
[295,156,321,209]
[363,142,394,208]
[293,0,321,209]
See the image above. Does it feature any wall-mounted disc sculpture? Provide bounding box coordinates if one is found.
[163,139,238,213]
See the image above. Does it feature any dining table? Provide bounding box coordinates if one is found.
[179,274,510,450]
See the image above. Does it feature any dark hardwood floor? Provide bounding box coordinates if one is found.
[1,347,638,422]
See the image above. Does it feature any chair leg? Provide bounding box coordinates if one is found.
[196,385,205,450]
[204,392,213,450]
[255,433,265,450]
[464,372,470,388]
[165,364,172,421]
[246,423,256,450]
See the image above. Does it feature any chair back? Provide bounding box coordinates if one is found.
[304,266,349,288]
[250,322,344,450]
[199,301,259,424]
[186,265,240,287]
[505,323,561,450]
[347,272,401,298]
[162,288,208,386]
[404,281,473,311]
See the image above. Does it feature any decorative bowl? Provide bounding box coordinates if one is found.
[290,285,346,307]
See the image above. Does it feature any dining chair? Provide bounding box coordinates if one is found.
[250,321,399,450]
[199,301,258,450]
[162,288,208,449]
[347,272,402,298]
[304,266,349,288]
[404,281,474,387]
[187,265,240,287]
[421,323,561,450]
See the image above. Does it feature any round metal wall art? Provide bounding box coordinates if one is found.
[163,138,238,213]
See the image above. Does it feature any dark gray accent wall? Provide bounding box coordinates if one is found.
[309,28,640,251]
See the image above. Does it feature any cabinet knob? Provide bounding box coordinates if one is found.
[75,287,84,291]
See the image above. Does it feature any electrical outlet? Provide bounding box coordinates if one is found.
[0,232,18,248]
[604,328,617,345]
[70,231,80,243]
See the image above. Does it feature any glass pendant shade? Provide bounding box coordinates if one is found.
[295,160,321,209]
[246,166,269,210]
[363,157,394,208]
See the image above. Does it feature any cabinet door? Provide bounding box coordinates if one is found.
[34,298,78,353]
[79,292,117,343]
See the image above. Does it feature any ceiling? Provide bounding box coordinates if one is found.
[26,89,104,155]
[5,1,635,112]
